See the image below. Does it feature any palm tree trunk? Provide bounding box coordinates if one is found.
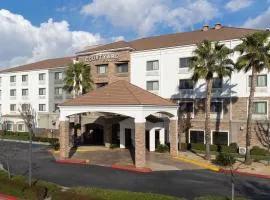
[205,78,213,160]
[246,68,257,165]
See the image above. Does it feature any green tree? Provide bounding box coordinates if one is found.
[190,40,234,160]
[234,31,270,165]
[64,62,93,98]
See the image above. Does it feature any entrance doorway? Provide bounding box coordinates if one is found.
[155,130,160,147]
[145,130,150,150]
[84,123,103,145]
[125,128,132,148]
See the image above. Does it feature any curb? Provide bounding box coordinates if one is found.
[1,139,50,145]
[111,164,153,173]
[0,194,18,200]
[219,168,270,179]
[56,159,90,165]
[173,156,220,172]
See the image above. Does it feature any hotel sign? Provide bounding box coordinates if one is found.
[84,52,120,62]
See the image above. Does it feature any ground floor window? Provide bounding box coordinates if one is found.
[253,101,267,115]
[6,121,13,131]
[189,130,204,143]
[212,131,229,145]
[17,124,25,132]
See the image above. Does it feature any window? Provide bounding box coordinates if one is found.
[10,104,16,111]
[55,72,63,80]
[22,89,28,96]
[179,79,194,89]
[212,131,228,145]
[7,121,13,131]
[249,75,267,87]
[179,57,192,68]
[146,60,159,71]
[116,63,128,73]
[39,88,46,95]
[179,102,194,113]
[253,102,267,115]
[54,87,63,95]
[97,65,108,74]
[17,124,25,132]
[212,77,222,89]
[39,104,46,111]
[21,104,29,112]
[10,89,16,96]
[22,75,28,82]
[39,73,45,81]
[10,76,16,83]
[189,130,204,143]
[146,81,159,91]
[211,102,222,113]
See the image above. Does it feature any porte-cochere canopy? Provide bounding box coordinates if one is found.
[59,80,178,122]
[58,81,179,168]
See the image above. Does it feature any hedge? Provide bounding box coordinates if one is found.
[188,143,238,154]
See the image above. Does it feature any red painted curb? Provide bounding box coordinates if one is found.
[220,168,270,179]
[111,165,152,173]
[56,159,87,165]
[0,194,18,200]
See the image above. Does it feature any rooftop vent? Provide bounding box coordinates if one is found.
[202,24,209,31]
[214,23,222,30]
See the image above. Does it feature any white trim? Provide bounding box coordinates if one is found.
[211,130,229,146]
[188,129,205,144]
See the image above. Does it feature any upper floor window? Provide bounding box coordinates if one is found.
[10,89,16,96]
[116,63,128,73]
[212,77,222,89]
[179,57,192,68]
[39,104,46,111]
[179,102,194,113]
[146,81,159,91]
[39,73,45,81]
[21,104,29,112]
[22,89,29,96]
[97,65,108,74]
[22,75,28,82]
[253,101,267,115]
[146,60,159,71]
[179,79,194,89]
[55,87,63,95]
[55,72,63,80]
[211,102,222,114]
[249,75,267,87]
[39,88,46,95]
[10,104,16,111]
[10,76,16,83]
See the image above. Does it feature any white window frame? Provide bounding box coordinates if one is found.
[248,74,267,88]
[39,104,46,112]
[10,104,16,112]
[22,74,28,82]
[249,100,268,119]
[10,75,16,83]
[54,87,63,95]
[6,121,13,131]
[146,80,159,91]
[146,60,159,71]
[10,89,16,97]
[39,73,46,81]
[189,129,205,144]
[17,123,25,132]
[22,89,29,96]
[55,72,63,80]
[97,65,108,74]
[179,57,192,68]
[211,130,229,146]
[116,63,129,73]
[39,88,46,96]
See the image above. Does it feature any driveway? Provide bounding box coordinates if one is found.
[0,141,270,200]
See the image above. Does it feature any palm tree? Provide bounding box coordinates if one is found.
[234,31,270,165]
[190,40,234,160]
[64,62,93,98]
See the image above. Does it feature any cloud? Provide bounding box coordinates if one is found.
[243,6,270,29]
[225,0,253,12]
[0,9,102,68]
[81,0,218,36]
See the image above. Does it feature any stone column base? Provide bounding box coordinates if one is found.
[59,120,70,158]
[135,122,146,168]
[169,119,178,157]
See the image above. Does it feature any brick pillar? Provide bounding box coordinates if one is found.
[59,120,70,158]
[104,120,112,148]
[135,122,146,168]
[169,119,178,157]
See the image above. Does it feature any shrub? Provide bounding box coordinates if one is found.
[155,144,169,153]
[210,145,218,152]
[220,143,238,153]
[250,146,268,156]
[214,153,236,166]
[191,143,205,151]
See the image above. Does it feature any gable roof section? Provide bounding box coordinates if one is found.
[61,80,176,106]
[77,26,259,54]
[0,57,73,73]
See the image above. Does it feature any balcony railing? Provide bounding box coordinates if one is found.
[179,89,194,95]
[212,88,222,95]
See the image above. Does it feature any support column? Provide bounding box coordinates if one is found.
[120,125,125,149]
[159,128,165,145]
[104,119,112,148]
[59,120,70,158]
[169,118,178,157]
[149,128,155,152]
[135,121,146,168]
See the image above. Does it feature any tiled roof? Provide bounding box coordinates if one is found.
[0,57,73,73]
[61,80,176,106]
[77,26,260,54]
